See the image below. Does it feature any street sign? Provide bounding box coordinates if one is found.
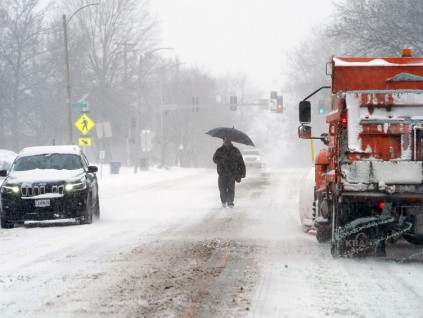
[268,99,277,110]
[96,122,112,139]
[78,137,92,146]
[141,129,152,152]
[72,103,87,108]
[163,103,177,111]
[75,114,95,135]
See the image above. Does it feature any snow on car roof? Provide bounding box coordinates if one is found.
[0,149,17,160]
[18,145,82,157]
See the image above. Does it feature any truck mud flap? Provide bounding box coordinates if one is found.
[331,216,396,257]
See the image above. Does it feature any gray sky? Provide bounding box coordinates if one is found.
[150,0,334,95]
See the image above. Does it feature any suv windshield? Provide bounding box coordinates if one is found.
[12,154,83,171]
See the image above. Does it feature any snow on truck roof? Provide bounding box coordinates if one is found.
[333,57,423,67]
[18,145,82,157]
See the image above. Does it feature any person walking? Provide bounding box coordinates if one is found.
[213,137,246,208]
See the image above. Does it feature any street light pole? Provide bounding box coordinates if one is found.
[63,3,99,145]
[159,62,185,168]
[63,15,72,145]
[133,47,174,173]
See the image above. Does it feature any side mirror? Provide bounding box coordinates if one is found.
[298,125,312,139]
[320,133,329,146]
[88,165,98,173]
[0,170,8,177]
[299,101,311,124]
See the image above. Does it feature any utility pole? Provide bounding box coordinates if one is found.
[117,42,136,166]
[63,3,99,145]
[133,48,174,172]
[63,14,72,144]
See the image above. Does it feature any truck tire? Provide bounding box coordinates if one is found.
[402,234,423,245]
[1,219,13,229]
[316,225,332,243]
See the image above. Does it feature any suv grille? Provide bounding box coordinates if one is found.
[21,184,64,197]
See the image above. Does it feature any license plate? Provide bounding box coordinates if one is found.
[35,199,50,207]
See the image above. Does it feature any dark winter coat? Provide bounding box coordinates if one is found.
[213,144,246,182]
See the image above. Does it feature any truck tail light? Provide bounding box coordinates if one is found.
[341,113,348,128]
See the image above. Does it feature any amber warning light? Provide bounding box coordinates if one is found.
[402,48,412,57]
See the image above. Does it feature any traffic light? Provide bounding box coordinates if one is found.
[276,96,283,113]
[269,91,278,111]
[317,99,325,114]
[192,96,199,112]
[230,95,237,111]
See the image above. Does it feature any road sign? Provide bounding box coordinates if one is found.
[163,103,177,111]
[78,137,92,146]
[75,114,95,135]
[141,129,152,152]
[268,99,277,110]
[72,103,87,108]
[96,122,112,139]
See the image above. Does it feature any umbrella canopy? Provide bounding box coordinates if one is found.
[205,127,255,147]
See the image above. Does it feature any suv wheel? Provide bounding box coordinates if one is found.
[93,196,100,219]
[82,194,93,225]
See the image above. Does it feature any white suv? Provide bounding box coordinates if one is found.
[242,149,264,168]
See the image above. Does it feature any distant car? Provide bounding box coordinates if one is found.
[0,145,99,228]
[242,149,264,168]
[0,149,17,172]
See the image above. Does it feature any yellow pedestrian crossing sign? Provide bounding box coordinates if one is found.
[78,137,92,147]
[75,114,95,135]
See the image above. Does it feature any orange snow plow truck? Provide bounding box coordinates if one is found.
[299,49,423,257]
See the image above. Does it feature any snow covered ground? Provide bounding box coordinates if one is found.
[1,165,423,317]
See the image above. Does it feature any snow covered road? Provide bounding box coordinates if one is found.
[1,166,423,317]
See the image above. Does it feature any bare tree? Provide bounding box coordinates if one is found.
[328,0,423,56]
[63,0,158,160]
[284,29,337,101]
[0,0,51,150]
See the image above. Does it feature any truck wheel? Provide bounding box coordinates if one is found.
[402,234,423,245]
[316,225,332,243]
[374,240,386,257]
[1,219,13,229]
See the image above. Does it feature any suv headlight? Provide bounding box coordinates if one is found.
[2,183,20,194]
[65,178,87,192]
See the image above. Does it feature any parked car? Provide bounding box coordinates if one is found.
[0,149,17,172]
[242,149,264,168]
[0,145,99,228]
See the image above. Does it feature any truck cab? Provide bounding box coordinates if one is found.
[299,49,423,257]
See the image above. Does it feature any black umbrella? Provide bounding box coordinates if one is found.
[205,127,255,147]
